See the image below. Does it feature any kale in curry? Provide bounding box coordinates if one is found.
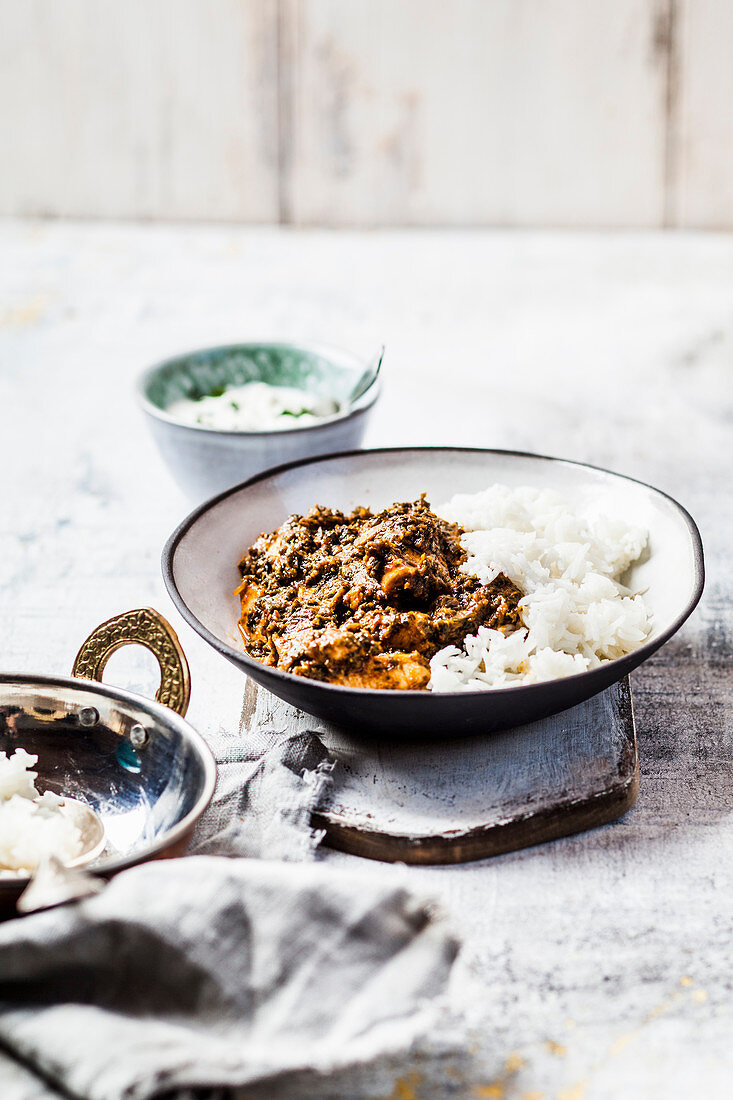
[235,497,523,690]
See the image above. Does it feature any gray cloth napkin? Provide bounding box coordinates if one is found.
[190,727,335,860]
[0,728,463,1100]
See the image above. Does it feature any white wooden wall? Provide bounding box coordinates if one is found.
[0,0,731,228]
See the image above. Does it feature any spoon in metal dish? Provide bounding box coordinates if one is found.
[14,798,106,913]
[59,797,107,868]
[347,345,384,406]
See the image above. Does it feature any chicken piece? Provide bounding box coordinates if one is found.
[331,652,431,690]
[354,499,462,602]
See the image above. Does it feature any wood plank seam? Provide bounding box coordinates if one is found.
[659,0,682,226]
[276,0,295,224]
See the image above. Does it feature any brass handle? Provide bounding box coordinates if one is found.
[72,608,191,717]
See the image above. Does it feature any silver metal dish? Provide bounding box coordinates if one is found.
[162,447,705,738]
[0,608,216,915]
[138,341,382,500]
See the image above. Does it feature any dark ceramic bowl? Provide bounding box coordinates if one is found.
[162,448,704,738]
[138,341,381,500]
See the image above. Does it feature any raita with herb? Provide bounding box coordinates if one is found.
[167,381,340,431]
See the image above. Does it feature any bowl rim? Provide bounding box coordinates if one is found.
[136,340,382,438]
[0,671,218,884]
[162,445,706,700]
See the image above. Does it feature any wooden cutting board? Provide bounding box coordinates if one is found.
[311,677,638,864]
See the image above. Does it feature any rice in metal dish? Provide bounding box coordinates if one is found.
[0,748,83,874]
[429,485,652,690]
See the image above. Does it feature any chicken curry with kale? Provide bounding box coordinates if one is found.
[235,497,523,690]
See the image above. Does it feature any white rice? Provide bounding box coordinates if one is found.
[0,748,83,874]
[428,485,652,691]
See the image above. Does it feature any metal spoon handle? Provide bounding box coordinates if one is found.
[349,345,384,405]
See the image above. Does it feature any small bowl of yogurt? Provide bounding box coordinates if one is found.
[138,341,382,500]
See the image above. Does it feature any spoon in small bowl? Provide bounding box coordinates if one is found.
[347,345,384,406]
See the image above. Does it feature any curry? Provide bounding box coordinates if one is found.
[235,497,523,690]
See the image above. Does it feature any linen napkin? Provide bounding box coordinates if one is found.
[0,727,464,1100]
[189,726,335,860]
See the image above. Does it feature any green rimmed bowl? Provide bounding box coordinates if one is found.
[138,342,381,500]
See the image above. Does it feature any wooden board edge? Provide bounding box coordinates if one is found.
[314,686,639,865]
[314,766,639,865]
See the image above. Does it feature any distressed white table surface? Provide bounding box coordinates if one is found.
[0,221,730,1100]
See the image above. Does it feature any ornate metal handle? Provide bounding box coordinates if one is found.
[72,608,191,717]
